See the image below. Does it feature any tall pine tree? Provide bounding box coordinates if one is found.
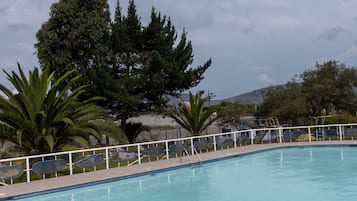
[110,0,145,132]
[109,1,211,133]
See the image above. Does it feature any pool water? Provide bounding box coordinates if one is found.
[13,146,357,201]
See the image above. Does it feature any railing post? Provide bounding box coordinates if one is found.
[250,130,255,145]
[278,128,283,143]
[105,148,109,170]
[26,157,30,183]
[9,161,13,185]
[233,132,237,148]
[190,138,194,155]
[69,152,73,175]
[339,125,343,141]
[54,155,58,178]
[41,157,45,180]
[213,136,217,151]
[308,127,312,142]
[165,141,169,160]
[137,144,141,165]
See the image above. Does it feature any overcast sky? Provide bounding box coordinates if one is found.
[1,0,357,99]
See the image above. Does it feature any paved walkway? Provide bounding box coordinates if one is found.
[1,141,356,199]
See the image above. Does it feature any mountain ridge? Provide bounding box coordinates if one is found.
[213,85,277,105]
[170,85,277,105]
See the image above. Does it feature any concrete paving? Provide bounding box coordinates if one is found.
[1,141,356,199]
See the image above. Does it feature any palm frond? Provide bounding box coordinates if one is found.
[0,65,124,155]
[168,91,220,136]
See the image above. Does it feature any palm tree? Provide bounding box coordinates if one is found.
[168,91,220,136]
[0,64,126,155]
[124,122,150,143]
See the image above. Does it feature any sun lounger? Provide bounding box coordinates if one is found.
[169,144,189,154]
[194,139,212,150]
[216,137,233,147]
[109,151,137,162]
[0,165,24,185]
[142,147,164,157]
[32,159,67,174]
[73,154,105,168]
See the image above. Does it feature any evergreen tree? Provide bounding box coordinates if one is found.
[257,81,308,125]
[109,1,211,133]
[258,60,357,125]
[35,0,212,138]
[35,0,112,89]
[218,102,255,126]
[141,8,211,108]
[110,0,145,132]
[301,61,357,116]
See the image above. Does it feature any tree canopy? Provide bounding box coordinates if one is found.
[35,0,112,88]
[301,61,357,116]
[257,81,308,125]
[217,102,255,126]
[35,0,212,138]
[258,60,357,125]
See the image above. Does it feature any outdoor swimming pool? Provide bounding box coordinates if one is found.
[12,146,357,201]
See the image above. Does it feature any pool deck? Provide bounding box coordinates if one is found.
[1,140,356,199]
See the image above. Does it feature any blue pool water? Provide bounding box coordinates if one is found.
[13,146,357,201]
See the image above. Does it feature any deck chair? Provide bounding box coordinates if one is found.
[32,159,67,175]
[194,139,213,151]
[216,137,234,147]
[169,144,189,154]
[142,147,164,158]
[110,151,138,162]
[73,154,105,168]
[0,165,24,186]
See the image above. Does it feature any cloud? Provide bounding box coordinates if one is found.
[241,25,255,34]
[318,26,346,41]
[0,1,56,30]
[166,1,214,30]
[256,73,274,83]
[251,66,271,71]
[1,0,357,100]
[7,23,31,31]
[0,6,8,13]
[16,42,35,54]
[338,46,357,64]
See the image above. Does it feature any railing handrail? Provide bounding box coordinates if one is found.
[2,122,357,163]
[0,123,357,183]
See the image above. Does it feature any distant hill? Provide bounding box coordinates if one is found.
[213,86,277,105]
[169,86,277,106]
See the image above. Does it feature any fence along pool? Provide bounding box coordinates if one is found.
[1,123,357,185]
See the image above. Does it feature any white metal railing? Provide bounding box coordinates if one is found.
[1,122,357,185]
